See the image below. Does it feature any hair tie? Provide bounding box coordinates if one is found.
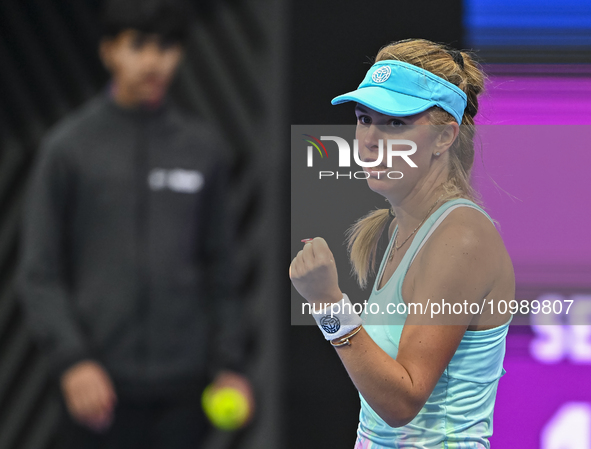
[385,199,396,218]
[448,49,465,70]
[447,49,477,118]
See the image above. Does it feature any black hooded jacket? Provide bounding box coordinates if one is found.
[17,92,246,400]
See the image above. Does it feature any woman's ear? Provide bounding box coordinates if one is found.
[434,122,460,155]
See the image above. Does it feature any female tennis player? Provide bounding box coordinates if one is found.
[290,38,514,448]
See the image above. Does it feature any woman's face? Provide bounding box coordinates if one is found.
[354,103,447,199]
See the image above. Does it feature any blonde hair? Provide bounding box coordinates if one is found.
[346,38,486,289]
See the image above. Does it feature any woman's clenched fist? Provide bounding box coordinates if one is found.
[289,237,343,305]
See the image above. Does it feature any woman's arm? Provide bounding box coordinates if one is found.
[291,211,501,427]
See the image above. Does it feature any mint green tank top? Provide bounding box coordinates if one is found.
[355,198,512,449]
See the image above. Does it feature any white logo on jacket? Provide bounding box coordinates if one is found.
[148,169,204,193]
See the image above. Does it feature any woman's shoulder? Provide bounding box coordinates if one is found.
[387,198,494,242]
[418,202,509,283]
[433,203,501,253]
[413,199,515,322]
[439,201,497,237]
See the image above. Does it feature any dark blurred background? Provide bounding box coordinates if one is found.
[1,0,591,448]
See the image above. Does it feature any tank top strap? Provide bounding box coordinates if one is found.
[396,198,495,279]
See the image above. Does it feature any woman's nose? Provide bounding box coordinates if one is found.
[363,124,382,152]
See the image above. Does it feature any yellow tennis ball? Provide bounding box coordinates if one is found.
[201,385,249,431]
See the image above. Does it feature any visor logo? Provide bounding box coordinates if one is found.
[372,66,391,83]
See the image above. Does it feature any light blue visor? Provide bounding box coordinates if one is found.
[331,60,467,124]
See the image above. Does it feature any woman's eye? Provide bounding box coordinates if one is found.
[357,115,371,125]
[389,119,404,127]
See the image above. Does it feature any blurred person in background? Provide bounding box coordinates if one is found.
[17,0,254,447]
